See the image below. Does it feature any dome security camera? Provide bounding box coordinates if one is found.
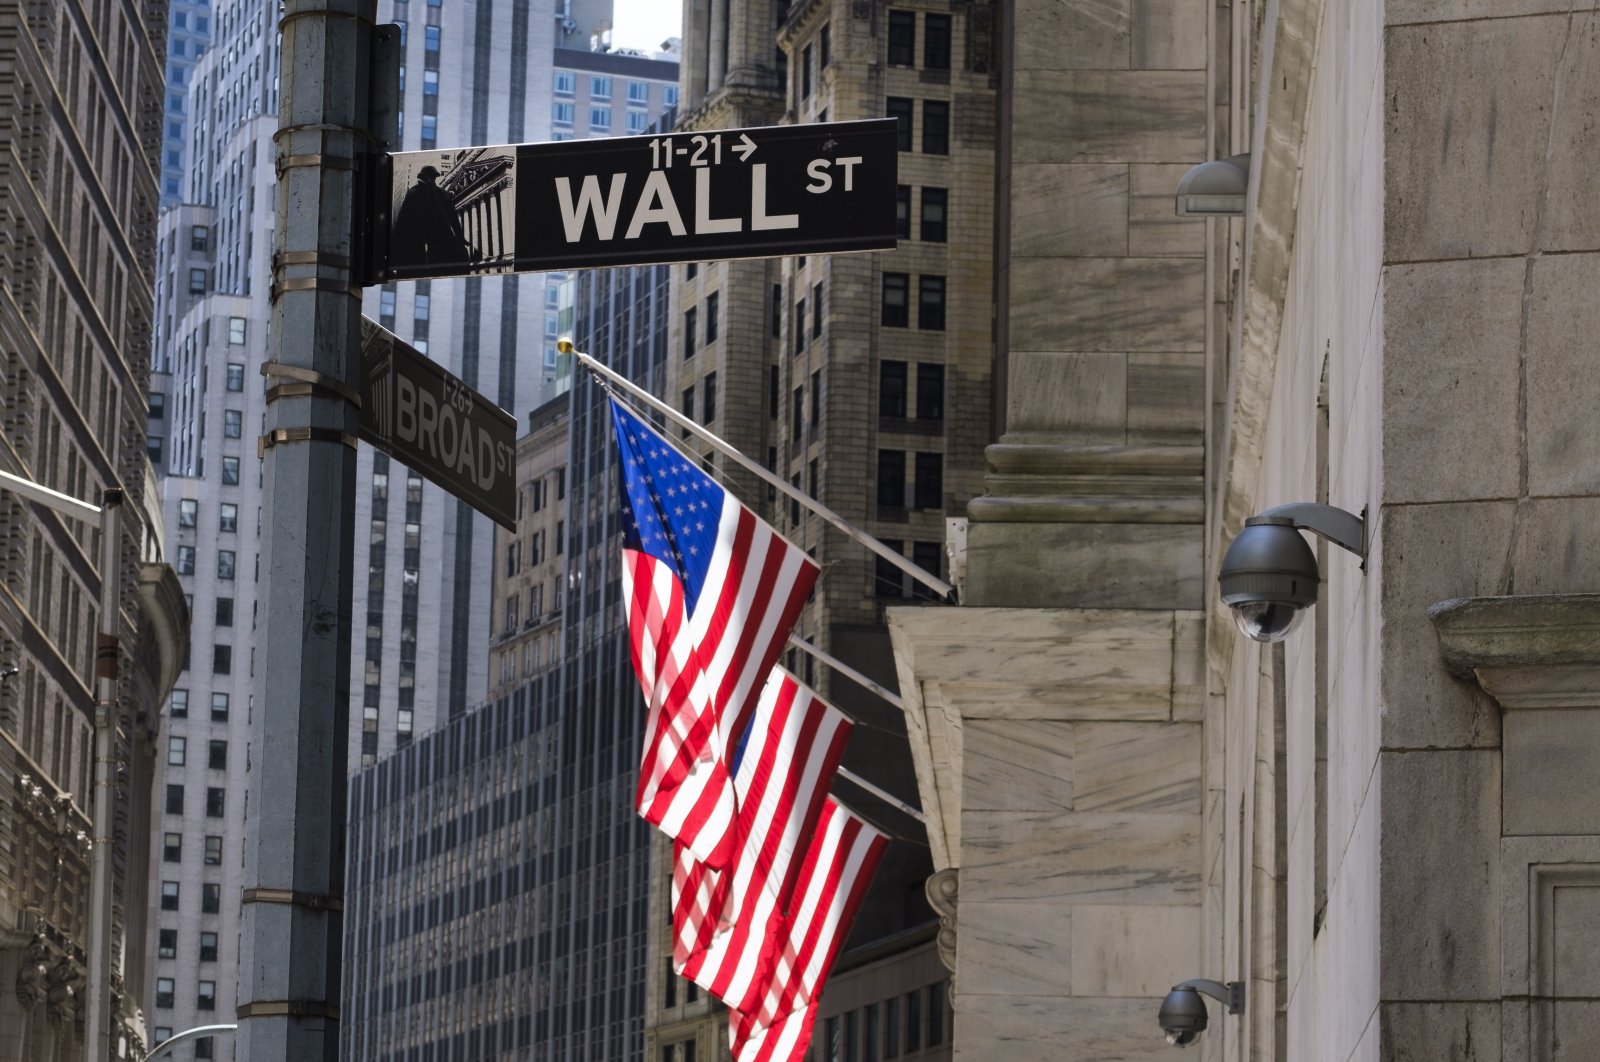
[1157,979,1244,1048]
[1218,503,1366,643]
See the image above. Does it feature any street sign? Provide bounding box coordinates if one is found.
[376,119,899,280]
[358,318,518,530]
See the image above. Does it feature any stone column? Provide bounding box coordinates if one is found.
[1430,594,1600,1061]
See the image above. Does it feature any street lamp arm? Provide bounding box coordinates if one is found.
[142,1024,238,1061]
[0,468,103,523]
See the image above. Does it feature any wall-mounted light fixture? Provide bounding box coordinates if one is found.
[1218,502,1366,643]
[1175,154,1250,216]
[1157,978,1245,1047]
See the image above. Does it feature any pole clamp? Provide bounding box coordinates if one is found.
[240,887,345,913]
[270,276,363,301]
[261,361,362,408]
[258,428,359,459]
[236,1000,342,1020]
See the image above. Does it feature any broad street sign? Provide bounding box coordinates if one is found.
[376,119,898,280]
[359,318,518,530]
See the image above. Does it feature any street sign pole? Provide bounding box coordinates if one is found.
[237,1,374,1058]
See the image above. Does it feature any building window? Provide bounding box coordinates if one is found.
[705,292,719,344]
[178,498,197,527]
[221,456,240,485]
[175,545,195,575]
[927,982,947,1045]
[627,111,649,134]
[770,366,780,418]
[158,929,177,959]
[924,14,952,70]
[887,98,913,151]
[188,268,207,294]
[915,452,943,509]
[591,76,612,99]
[812,282,824,338]
[821,23,832,66]
[810,370,822,423]
[877,450,906,508]
[206,787,226,818]
[219,503,238,533]
[793,388,804,442]
[771,284,783,337]
[794,298,807,353]
[155,977,175,1008]
[190,225,209,252]
[160,882,180,912]
[165,784,184,815]
[683,306,697,357]
[167,736,186,766]
[163,832,182,862]
[202,883,221,913]
[204,835,223,865]
[888,11,915,65]
[917,363,946,419]
[665,84,679,106]
[149,392,166,421]
[912,542,943,599]
[424,24,440,53]
[197,981,216,1011]
[703,372,717,423]
[422,69,439,97]
[923,101,949,154]
[553,101,575,125]
[918,276,946,330]
[920,187,948,242]
[228,316,246,344]
[223,410,242,438]
[217,550,235,580]
[226,363,244,391]
[882,273,909,327]
[210,693,229,722]
[199,932,219,963]
[896,186,911,239]
[886,996,900,1058]
[170,689,189,718]
[212,645,231,675]
[589,107,611,131]
[215,598,233,627]
[801,43,813,99]
[554,70,575,95]
[907,990,923,1052]
[208,739,227,771]
[420,114,437,144]
[681,388,695,438]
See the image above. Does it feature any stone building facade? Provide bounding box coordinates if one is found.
[888,1,1600,1061]
[0,2,188,1060]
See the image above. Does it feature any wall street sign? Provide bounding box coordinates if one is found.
[376,119,899,280]
[358,318,518,530]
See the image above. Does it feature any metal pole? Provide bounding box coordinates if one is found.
[786,635,904,710]
[142,1025,238,1061]
[237,1,369,1058]
[565,345,957,600]
[86,488,121,1062]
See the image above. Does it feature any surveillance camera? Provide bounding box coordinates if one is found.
[1157,979,1244,1047]
[1217,503,1367,644]
[1217,518,1318,643]
[1158,986,1209,1047]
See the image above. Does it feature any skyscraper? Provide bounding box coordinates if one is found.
[644,1,994,1057]
[0,2,188,1060]
[158,0,214,206]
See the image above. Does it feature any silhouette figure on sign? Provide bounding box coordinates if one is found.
[390,165,476,274]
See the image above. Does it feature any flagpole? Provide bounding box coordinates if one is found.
[563,341,957,601]
[836,766,926,823]
[788,635,904,710]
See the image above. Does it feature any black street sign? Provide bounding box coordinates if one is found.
[359,318,518,530]
[377,119,899,280]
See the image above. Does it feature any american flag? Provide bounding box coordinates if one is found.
[729,799,889,1062]
[610,398,820,869]
[672,670,852,1003]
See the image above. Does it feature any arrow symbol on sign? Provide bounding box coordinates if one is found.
[732,133,757,162]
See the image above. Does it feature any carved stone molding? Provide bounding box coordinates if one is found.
[1430,593,1600,708]
[925,868,958,979]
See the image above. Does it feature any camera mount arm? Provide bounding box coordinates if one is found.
[1172,979,1246,1016]
[1245,502,1366,564]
